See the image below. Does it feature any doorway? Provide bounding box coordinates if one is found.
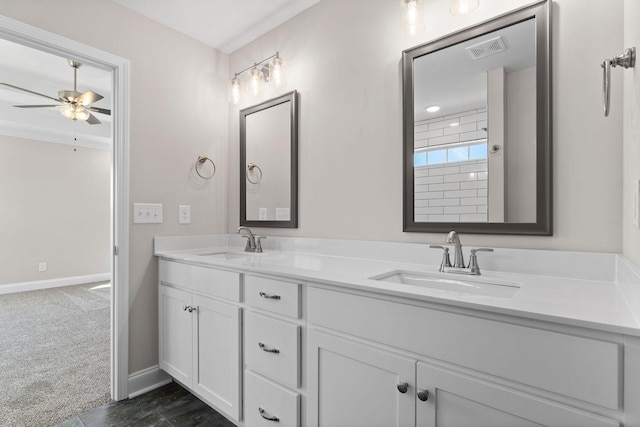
[0,15,130,402]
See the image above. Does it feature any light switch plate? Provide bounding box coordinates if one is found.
[276,207,290,220]
[259,208,268,220]
[179,205,191,224]
[133,203,163,224]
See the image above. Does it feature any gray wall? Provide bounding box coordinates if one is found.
[0,135,110,285]
[228,0,624,253]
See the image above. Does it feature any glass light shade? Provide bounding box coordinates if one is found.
[228,77,242,104]
[269,56,287,88]
[247,67,264,96]
[60,105,75,119]
[450,0,479,16]
[74,107,90,121]
[402,0,425,36]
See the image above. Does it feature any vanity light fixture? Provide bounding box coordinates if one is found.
[450,0,479,16]
[228,52,287,105]
[402,0,425,36]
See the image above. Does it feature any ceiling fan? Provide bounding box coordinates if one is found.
[0,59,111,125]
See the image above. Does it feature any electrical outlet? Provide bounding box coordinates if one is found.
[179,205,191,224]
[133,203,163,224]
[39,262,47,272]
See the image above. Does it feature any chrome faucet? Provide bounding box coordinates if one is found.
[445,230,465,268]
[430,231,494,275]
[237,226,257,252]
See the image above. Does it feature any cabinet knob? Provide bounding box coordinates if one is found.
[183,305,189,311]
[417,389,429,401]
[188,306,197,313]
[397,382,409,393]
[258,407,280,422]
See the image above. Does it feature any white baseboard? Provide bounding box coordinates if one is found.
[127,365,172,399]
[0,273,111,295]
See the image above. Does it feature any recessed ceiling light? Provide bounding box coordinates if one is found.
[426,105,440,113]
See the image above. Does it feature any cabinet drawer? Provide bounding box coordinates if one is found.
[308,286,621,410]
[245,370,299,427]
[159,260,240,302]
[245,275,300,318]
[245,311,300,388]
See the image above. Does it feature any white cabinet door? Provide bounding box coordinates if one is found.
[158,285,192,385]
[416,362,618,427]
[308,330,415,427]
[192,294,241,421]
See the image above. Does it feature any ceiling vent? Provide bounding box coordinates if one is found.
[466,36,506,60]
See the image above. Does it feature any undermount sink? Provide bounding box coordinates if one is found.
[196,251,255,260]
[371,270,520,298]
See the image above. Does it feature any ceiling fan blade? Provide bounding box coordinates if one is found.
[14,104,59,108]
[85,113,101,125]
[86,106,111,116]
[0,82,60,102]
[75,90,103,106]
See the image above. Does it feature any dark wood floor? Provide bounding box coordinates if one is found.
[51,381,236,427]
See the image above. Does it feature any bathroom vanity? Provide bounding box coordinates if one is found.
[155,235,640,427]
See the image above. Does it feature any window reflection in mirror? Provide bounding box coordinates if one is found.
[402,1,551,235]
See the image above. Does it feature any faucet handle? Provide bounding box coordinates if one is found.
[468,248,493,275]
[256,236,267,253]
[430,245,452,271]
[242,235,255,250]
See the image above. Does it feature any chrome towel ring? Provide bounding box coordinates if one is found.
[196,155,216,179]
[602,47,635,117]
[246,163,263,184]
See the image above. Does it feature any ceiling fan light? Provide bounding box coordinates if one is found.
[60,105,75,119]
[75,107,90,121]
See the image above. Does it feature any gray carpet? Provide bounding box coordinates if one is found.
[0,282,112,427]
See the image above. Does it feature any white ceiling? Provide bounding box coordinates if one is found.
[111,0,322,53]
[0,0,321,148]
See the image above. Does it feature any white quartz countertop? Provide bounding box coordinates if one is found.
[154,237,640,337]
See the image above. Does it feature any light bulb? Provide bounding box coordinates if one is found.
[228,77,242,104]
[269,56,287,88]
[247,67,264,96]
[450,0,479,16]
[402,0,424,36]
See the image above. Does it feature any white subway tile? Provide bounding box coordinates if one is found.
[478,188,488,197]
[478,171,488,180]
[460,162,488,173]
[444,206,477,214]
[460,197,487,206]
[415,214,430,222]
[429,165,460,176]
[444,172,479,183]
[416,206,444,215]
[460,112,487,124]
[415,174,443,184]
[459,130,487,142]
[429,214,460,222]
[415,191,444,200]
[429,182,460,192]
[444,189,478,198]
[478,205,488,214]
[444,123,476,136]
[428,134,460,146]
[429,198,460,207]
[460,180,487,190]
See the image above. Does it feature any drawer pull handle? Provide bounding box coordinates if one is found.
[258,407,280,422]
[417,389,429,401]
[397,382,409,393]
[259,292,281,300]
[258,342,280,354]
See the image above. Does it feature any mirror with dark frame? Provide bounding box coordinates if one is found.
[402,1,551,235]
[240,90,298,228]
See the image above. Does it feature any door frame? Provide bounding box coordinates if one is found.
[0,15,130,400]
